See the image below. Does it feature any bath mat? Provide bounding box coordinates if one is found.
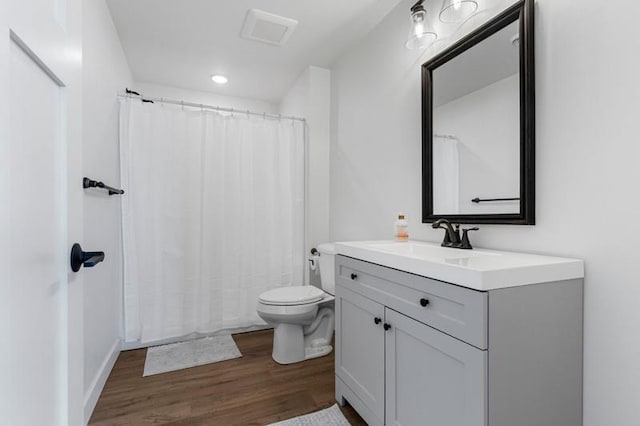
[268,404,351,426]
[143,335,242,376]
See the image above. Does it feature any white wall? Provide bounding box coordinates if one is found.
[133,82,278,114]
[330,0,640,424]
[280,66,331,285]
[82,0,132,421]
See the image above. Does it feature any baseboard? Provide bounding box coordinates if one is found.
[83,339,121,424]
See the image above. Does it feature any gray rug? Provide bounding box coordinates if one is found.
[268,405,351,426]
[143,335,242,376]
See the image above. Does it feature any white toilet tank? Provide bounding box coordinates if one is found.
[317,243,336,295]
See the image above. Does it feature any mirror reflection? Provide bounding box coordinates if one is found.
[432,21,520,215]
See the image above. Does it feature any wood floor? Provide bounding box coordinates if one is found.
[89,330,366,425]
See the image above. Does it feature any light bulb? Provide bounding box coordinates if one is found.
[211,75,228,85]
[406,4,436,49]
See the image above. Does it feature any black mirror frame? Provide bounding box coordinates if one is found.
[422,0,535,225]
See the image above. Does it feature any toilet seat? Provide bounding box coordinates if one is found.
[259,286,325,306]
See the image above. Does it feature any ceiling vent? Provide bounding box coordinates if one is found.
[241,9,298,46]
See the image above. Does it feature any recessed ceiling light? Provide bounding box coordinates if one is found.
[211,75,228,85]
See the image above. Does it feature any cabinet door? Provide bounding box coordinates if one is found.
[385,309,487,426]
[335,284,385,422]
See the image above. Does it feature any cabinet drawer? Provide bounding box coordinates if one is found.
[336,255,487,349]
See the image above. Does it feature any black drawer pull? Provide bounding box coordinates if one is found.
[420,298,430,307]
[350,273,358,280]
[374,317,382,325]
[383,323,391,331]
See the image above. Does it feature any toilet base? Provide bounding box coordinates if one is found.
[305,343,333,360]
[270,311,334,365]
[271,324,334,365]
[272,323,306,364]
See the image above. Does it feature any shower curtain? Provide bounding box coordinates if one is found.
[119,98,305,344]
[433,136,460,214]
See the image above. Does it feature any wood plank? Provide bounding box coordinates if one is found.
[89,330,366,425]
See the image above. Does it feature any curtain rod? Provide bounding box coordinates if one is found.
[118,91,306,123]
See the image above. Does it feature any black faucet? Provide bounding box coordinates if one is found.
[432,219,479,250]
[432,219,460,246]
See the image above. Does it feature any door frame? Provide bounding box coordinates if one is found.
[1,0,84,424]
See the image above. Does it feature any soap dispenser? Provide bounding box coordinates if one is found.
[395,213,409,242]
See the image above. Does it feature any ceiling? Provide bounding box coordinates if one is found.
[107,0,402,103]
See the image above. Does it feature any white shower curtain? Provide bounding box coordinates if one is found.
[433,136,460,214]
[119,98,305,344]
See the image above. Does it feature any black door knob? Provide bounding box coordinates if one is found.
[374,317,382,325]
[350,273,358,280]
[383,323,391,331]
[420,298,430,307]
[70,243,105,272]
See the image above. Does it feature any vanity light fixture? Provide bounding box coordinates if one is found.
[439,0,478,23]
[211,75,228,85]
[405,0,437,50]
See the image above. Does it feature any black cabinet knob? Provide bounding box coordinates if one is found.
[350,273,358,280]
[374,317,382,325]
[383,323,391,331]
[420,298,430,307]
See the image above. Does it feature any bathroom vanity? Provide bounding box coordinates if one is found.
[333,241,584,426]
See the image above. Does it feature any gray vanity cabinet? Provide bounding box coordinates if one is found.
[385,309,486,426]
[335,255,583,426]
[335,285,385,423]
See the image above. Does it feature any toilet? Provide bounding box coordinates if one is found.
[257,243,336,364]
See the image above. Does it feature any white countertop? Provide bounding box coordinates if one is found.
[334,240,584,291]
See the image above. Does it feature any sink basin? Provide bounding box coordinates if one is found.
[334,240,584,291]
[360,241,499,261]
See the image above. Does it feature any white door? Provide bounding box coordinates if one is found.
[385,309,487,426]
[335,285,385,423]
[0,0,84,425]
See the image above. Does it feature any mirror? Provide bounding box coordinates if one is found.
[422,0,534,225]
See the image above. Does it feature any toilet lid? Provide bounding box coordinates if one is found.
[259,286,325,306]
